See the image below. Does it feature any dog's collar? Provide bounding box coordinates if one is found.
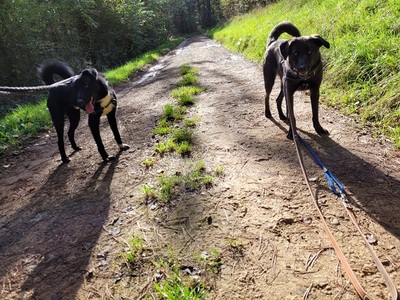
[281,60,322,81]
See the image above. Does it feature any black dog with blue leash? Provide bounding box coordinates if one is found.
[263,22,330,139]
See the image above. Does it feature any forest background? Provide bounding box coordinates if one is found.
[0,0,265,87]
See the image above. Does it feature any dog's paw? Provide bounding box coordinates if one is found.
[286,131,294,140]
[62,157,71,163]
[103,156,116,162]
[119,144,130,151]
[315,126,330,135]
[279,114,288,121]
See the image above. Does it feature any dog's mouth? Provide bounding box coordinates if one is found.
[85,101,94,114]
[297,70,309,78]
[78,97,94,114]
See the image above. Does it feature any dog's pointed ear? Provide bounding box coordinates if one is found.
[310,35,330,49]
[82,68,98,79]
[279,41,290,59]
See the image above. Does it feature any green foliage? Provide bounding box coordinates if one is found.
[210,0,400,147]
[158,175,179,201]
[175,141,192,155]
[177,73,199,87]
[105,37,184,84]
[196,249,223,274]
[105,53,160,84]
[0,0,224,88]
[162,104,185,121]
[142,161,215,203]
[0,100,50,152]
[152,64,204,157]
[172,127,193,144]
[152,258,207,300]
[142,184,157,199]
[121,236,145,267]
[172,86,204,106]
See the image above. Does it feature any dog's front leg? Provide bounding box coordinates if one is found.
[88,114,111,161]
[284,81,296,140]
[106,109,130,151]
[67,108,82,152]
[310,88,329,135]
[49,109,70,163]
[276,88,286,121]
[53,119,70,163]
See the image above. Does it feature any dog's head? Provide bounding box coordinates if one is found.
[280,35,330,79]
[72,68,100,114]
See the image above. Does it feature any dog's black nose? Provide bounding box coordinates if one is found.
[77,99,85,107]
[298,65,307,72]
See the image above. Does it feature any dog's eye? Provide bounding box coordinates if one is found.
[293,52,298,56]
[308,50,312,55]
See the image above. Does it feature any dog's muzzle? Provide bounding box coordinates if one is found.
[77,99,85,107]
[77,97,95,114]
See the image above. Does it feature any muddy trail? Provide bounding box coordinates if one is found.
[0,36,399,300]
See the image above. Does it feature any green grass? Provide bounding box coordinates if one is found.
[152,258,207,300]
[0,37,185,153]
[0,101,51,152]
[141,161,216,203]
[162,103,185,121]
[209,0,400,147]
[172,86,204,106]
[172,127,193,144]
[177,73,199,87]
[153,64,204,157]
[105,37,185,84]
[120,236,145,267]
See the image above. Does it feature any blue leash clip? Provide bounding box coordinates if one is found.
[298,135,346,196]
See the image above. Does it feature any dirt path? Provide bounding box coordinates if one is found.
[1,36,399,300]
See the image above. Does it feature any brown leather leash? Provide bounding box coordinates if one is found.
[283,76,399,300]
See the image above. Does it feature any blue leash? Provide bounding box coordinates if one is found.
[297,135,345,196]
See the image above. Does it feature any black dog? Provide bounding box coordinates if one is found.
[38,61,129,163]
[263,22,330,139]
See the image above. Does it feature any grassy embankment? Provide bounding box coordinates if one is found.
[210,0,400,147]
[0,37,184,153]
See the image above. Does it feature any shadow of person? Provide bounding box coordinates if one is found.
[297,129,400,238]
[0,154,121,299]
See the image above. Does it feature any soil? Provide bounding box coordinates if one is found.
[0,35,399,300]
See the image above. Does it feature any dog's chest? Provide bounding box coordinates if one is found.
[97,94,115,116]
[298,82,310,90]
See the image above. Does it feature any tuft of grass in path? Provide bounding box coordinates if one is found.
[209,0,400,147]
[153,65,204,156]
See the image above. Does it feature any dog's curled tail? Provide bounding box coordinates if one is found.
[267,22,301,46]
[38,61,75,85]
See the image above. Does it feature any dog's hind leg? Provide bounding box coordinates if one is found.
[51,114,70,163]
[263,63,276,119]
[310,88,329,135]
[66,108,82,151]
[276,87,287,121]
[106,109,130,151]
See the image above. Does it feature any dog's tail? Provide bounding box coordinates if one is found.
[38,61,75,85]
[267,22,301,46]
